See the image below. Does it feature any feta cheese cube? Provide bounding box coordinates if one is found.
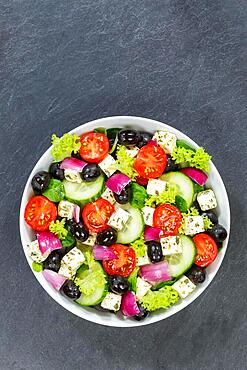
[125,147,139,158]
[197,189,217,211]
[58,200,75,219]
[101,292,122,311]
[161,236,182,255]
[136,277,152,300]
[137,253,151,266]
[26,240,50,263]
[98,154,116,177]
[142,206,155,226]
[172,275,196,299]
[101,188,116,205]
[82,233,97,246]
[58,247,85,279]
[153,130,177,154]
[107,208,131,231]
[64,169,82,183]
[184,216,205,236]
[146,179,167,196]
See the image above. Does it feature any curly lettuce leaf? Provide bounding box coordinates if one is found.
[51,133,81,161]
[114,145,138,180]
[130,236,146,257]
[140,286,180,311]
[49,219,68,240]
[172,147,211,172]
[179,207,213,234]
[145,183,179,207]
[130,182,148,209]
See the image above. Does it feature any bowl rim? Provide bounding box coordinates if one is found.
[19,115,230,327]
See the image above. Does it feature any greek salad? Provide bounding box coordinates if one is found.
[24,127,227,321]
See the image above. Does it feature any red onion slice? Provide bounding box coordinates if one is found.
[42,269,67,291]
[180,167,208,186]
[73,204,80,223]
[60,157,87,172]
[106,173,131,195]
[121,291,140,316]
[93,245,117,260]
[140,261,171,284]
[36,231,62,254]
[144,226,162,241]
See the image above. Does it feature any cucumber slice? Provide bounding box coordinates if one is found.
[75,262,108,306]
[116,205,144,244]
[167,236,196,278]
[63,174,104,207]
[161,172,194,209]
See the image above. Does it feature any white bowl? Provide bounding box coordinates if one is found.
[19,116,230,327]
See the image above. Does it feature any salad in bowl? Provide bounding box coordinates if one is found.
[20,116,230,326]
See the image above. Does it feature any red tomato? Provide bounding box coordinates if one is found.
[102,244,136,277]
[82,198,114,233]
[136,176,149,186]
[24,195,57,231]
[79,132,109,163]
[193,233,218,267]
[153,204,182,236]
[134,143,167,179]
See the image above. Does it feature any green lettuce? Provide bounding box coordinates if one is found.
[130,236,146,257]
[49,219,68,240]
[114,145,138,180]
[43,179,65,202]
[130,183,148,209]
[172,147,211,172]
[140,286,180,311]
[51,133,81,161]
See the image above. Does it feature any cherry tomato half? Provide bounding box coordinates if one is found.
[136,176,149,186]
[82,198,114,233]
[24,195,57,231]
[134,143,167,179]
[153,204,182,236]
[193,233,218,267]
[102,244,136,277]
[79,132,109,163]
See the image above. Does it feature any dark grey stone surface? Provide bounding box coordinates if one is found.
[0,0,247,369]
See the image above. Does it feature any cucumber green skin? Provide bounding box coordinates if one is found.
[116,205,144,244]
[75,262,108,306]
[63,175,104,207]
[161,172,194,208]
[176,140,196,152]
[167,235,197,278]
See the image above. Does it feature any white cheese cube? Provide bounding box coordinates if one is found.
[64,169,82,183]
[153,131,177,154]
[146,179,167,196]
[101,188,116,205]
[26,240,50,263]
[184,216,205,236]
[58,247,85,279]
[142,206,154,226]
[136,277,152,300]
[107,208,131,231]
[101,292,122,311]
[161,236,182,255]
[125,147,139,158]
[137,253,151,266]
[172,275,196,299]
[58,200,75,219]
[197,189,217,211]
[83,233,97,246]
[98,154,116,177]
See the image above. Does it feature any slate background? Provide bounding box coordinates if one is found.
[1,1,247,369]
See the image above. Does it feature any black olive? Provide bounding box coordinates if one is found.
[146,241,163,263]
[133,304,149,321]
[164,156,179,173]
[201,211,218,225]
[96,227,118,246]
[118,129,141,147]
[186,265,206,284]
[109,275,130,295]
[81,163,101,182]
[137,132,152,148]
[71,152,82,160]
[31,171,51,193]
[62,280,81,299]
[49,162,65,181]
[207,224,227,243]
[43,251,61,272]
[192,199,201,211]
[69,221,89,242]
[114,184,132,204]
